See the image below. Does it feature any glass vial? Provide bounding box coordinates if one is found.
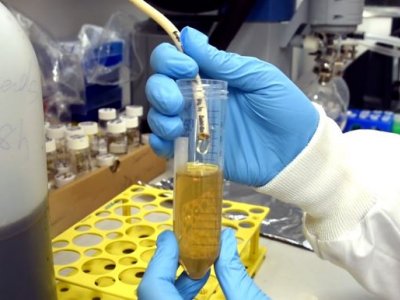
[121,115,140,151]
[98,108,117,134]
[79,121,100,159]
[174,79,228,279]
[46,123,69,173]
[45,138,57,189]
[107,119,128,155]
[67,134,91,175]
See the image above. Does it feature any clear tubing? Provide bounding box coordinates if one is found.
[128,0,210,148]
[0,3,56,299]
[174,79,228,279]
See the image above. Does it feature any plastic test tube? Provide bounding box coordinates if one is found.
[174,79,228,279]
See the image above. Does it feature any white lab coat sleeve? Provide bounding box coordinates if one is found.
[257,105,400,299]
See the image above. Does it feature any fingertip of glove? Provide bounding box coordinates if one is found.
[157,230,175,245]
[149,134,174,158]
[181,26,209,54]
[155,230,178,258]
[217,229,239,266]
[221,228,236,243]
[150,42,198,78]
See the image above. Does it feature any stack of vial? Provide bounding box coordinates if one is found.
[45,105,143,189]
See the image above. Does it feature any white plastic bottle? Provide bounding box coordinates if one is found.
[0,4,56,299]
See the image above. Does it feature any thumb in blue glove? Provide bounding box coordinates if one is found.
[137,230,209,300]
[216,229,271,300]
[146,26,319,187]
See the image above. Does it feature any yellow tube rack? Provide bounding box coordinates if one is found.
[52,184,269,299]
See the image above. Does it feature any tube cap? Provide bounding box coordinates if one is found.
[67,134,89,150]
[121,115,139,128]
[46,124,66,139]
[79,121,99,135]
[46,138,56,153]
[55,172,76,188]
[96,153,116,167]
[65,125,85,137]
[125,105,143,117]
[98,108,117,121]
[107,119,126,134]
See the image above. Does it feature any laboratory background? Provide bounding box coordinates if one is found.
[0,0,399,299]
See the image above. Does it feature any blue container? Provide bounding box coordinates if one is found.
[344,109,394,132]
[247,0,296,22]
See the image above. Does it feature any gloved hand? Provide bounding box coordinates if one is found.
[216,229,270,300]
[137,231,209,300]
[146,26,319,186]
[138,229,270,300]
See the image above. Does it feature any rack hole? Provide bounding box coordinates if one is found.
[132,193,156,203]
[53,250,80,265]
[106,241,137,256]
[81,258,116,275]
[73,233,103,247]
[95,219,123,231]
[223,210,248,221]
[144,211,170,223]
[95,277,115,287]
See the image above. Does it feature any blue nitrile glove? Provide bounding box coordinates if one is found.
[215,229,271,300]
[146,26,319,186]
[137,231,209,300]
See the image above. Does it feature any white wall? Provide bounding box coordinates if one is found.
[2,0,146,40]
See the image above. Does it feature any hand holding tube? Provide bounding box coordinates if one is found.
[138,230,270,300]
[137,231,209,300]
[146,27,319,186]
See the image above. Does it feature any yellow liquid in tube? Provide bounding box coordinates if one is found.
[174,163,223,279]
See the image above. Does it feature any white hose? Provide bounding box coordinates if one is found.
[128,0,211,148]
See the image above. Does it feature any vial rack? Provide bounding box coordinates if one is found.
[52,184,269,299]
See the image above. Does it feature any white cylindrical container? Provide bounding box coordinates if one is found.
[0,4,56,299]
[107,119,128,155]
[67,134,91,175]
[121,115,140,151]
